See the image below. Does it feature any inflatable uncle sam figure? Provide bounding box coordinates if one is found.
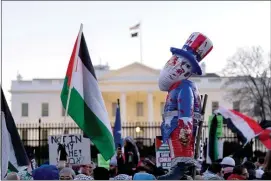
[157,32,213,179]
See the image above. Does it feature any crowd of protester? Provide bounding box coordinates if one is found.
[5,136,271,180]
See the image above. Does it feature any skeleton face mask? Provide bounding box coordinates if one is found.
[158,55,193,91]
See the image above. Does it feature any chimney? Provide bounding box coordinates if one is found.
[16,72,23,81]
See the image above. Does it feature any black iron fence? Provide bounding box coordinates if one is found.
[16,121,267,165]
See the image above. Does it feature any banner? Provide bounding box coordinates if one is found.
[48,134,91,165]
[97,154,110,169]
[207,115,224,164]
[216,115,224,138]
[155,136,171,169]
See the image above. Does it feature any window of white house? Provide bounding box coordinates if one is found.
[136,102,144,117]
[233,101,240,112]
[212,101,219,113]
[112,102,118,116]
[21,103,28,117]
[41,103,49,117]
[160,102,165,115]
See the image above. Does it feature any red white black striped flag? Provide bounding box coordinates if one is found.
[214,107,271,150]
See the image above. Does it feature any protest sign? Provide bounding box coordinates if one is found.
[155,136,171,169]
[97,154,110,169]
[48,134,91,165]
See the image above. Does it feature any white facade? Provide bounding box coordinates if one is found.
[10,62,238,124]
[11,62,267,152]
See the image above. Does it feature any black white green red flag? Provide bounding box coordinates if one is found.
[214,107,271,150]
[60,26,115,161]
[1,88,29,179]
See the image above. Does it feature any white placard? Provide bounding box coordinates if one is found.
[48,134,91,165]
[155,137,171,170]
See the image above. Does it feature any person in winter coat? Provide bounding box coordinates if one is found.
[227,165,249,180]
[93,167,110,180]
[264,150,271,172]
[221,157,235,180]
[133,173,156,180]
[32,165,59,180]
[262,171,271,180]
[6,172,20,180]
[203,163,224,180]
[242,161,256,180]
[117,136,140,175]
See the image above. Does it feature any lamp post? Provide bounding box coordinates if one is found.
[135,126,141,133]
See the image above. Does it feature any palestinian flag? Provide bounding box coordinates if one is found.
[206,115,224,164]
[214,107,271,150]
[1,88,29,179]
[60,26,115,160]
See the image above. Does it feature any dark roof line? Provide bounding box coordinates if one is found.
[193,73,220,77]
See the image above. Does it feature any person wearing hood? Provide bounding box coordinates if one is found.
[93,167,110,180]
[6,172,20,180]
[59,167,75,180]
[203,162,224,180]
[133,172,156,180]
[221,157,235,180]
[242,161,256,180]
[32,165,59,180]
[109,157,119,178]
[256,157,265,170]
[227,165,249,180]
[117,136,140,175]
[255,169,264,180]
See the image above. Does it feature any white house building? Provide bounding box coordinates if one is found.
[9,62,266,152]
[10,62,240,124]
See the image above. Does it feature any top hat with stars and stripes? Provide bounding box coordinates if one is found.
[170,32,213,75]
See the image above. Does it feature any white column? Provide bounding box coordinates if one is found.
[120,92,127,122]
[148,92,154,122]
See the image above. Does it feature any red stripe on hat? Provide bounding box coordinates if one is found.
[230,109,263,134]
[202,46,213,59]
[190,34,206,51]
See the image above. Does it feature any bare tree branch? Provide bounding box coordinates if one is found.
[223,46,271,122]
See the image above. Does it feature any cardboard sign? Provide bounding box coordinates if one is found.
[97,154,110,169]
[48,134,91,165]
[155,136,171,169]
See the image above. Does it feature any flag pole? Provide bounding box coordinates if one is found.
[117,99,120,107]
[58,23,83,162]
[139,20,143,64]
[62,23,83,134]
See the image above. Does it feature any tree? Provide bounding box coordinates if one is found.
[223,46,271,122]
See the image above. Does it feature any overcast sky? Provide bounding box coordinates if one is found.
[1,1,270,103]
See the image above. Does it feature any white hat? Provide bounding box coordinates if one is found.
[221,157,235,167]
[110,156,118,166]
[256,169,264,179]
